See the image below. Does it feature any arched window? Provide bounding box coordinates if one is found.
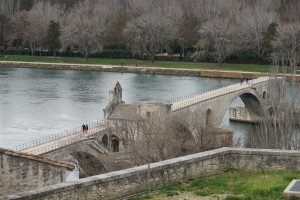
[206,109,212,126]
[102,134,108,146]
[268,107,274,116]
[263,91,267,99]
[111,135,119,152]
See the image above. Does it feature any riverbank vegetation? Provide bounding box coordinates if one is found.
[128,170,300,200]
[0,0,299,75]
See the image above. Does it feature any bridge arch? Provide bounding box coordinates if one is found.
[71,151,108,178]
[229,90,264,117]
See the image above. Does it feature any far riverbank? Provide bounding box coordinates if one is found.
[0,60,267,80]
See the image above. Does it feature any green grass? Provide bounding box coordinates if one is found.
[0,55,272,73]
[129,170,300,200]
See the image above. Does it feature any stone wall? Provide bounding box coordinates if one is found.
[0,148,73,196]
[2,147,300,200]
[229,148,300,170]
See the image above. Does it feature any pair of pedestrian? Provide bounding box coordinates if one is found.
[82,124,89,135]
[240,77,249,85]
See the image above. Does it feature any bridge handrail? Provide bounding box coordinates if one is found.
[171,77,272,111]
[10,120,105,151]
[168,77,271,105]
[166,83,234,104]
[26,125,108,155]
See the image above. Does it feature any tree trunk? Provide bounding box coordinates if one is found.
[85,54,89,61]
[150,54,155,63]
[218,60,223,67]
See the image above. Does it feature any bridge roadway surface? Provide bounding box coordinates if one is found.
[171,76,270,111]
[12,76,272,156]
[15,124,107,155]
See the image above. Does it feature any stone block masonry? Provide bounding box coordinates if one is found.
[0,148,73,196]
[1,147,300,200]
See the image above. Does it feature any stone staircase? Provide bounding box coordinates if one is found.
[87,140,111,154]
[69,138,135,177]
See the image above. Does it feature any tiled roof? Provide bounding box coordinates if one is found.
[108,104,143,121]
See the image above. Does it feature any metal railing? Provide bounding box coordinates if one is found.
[166,83,234,104]
[171,77,273,111]
[10,120,105,152]
[25,124,108,155]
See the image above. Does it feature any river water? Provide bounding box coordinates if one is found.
[0,67,252,149]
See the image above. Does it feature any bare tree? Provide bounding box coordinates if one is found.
[116,108,230,166]
[124,115,173,165]
[276,0,300,23]
[193,16,238,65]
[11,1,65,55]
[125,0,182,62]
[192,0,243,65]
[236,7,276,56]
[179,0,244,25]
[272,23,300,85]
[176,0,220,56]
[0,0,18,53]
[103,7,128,49]
[0,0,17,16]
[60,0,113,60]
[242,0,282,12]
[179,0,220,25]
[246,75,300,150]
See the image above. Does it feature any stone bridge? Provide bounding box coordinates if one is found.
[104,76,284,143]
[9,76,285,177]
[170,76,279,127]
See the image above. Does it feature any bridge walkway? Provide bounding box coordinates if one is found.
[171,77,272,111]
[11,121,107,155]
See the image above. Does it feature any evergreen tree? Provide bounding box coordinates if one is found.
[45,20,60,57]
[261,22,278,58]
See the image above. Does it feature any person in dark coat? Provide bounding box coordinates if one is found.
[82,124,86,133]
[86,124,89,134]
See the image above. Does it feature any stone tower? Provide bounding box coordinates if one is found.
[109,81,123,104]
[103,81,124,121]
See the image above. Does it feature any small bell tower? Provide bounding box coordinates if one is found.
[104,81,124,121]
[109,81,123,104]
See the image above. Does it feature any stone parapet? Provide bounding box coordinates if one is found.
[1,147,300,200]
[229,148,300,170]
[0,148,73,197]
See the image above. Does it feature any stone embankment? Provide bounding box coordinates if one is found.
[2,147,300,200]
[0,61,264,79]
[2,61,299,81]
